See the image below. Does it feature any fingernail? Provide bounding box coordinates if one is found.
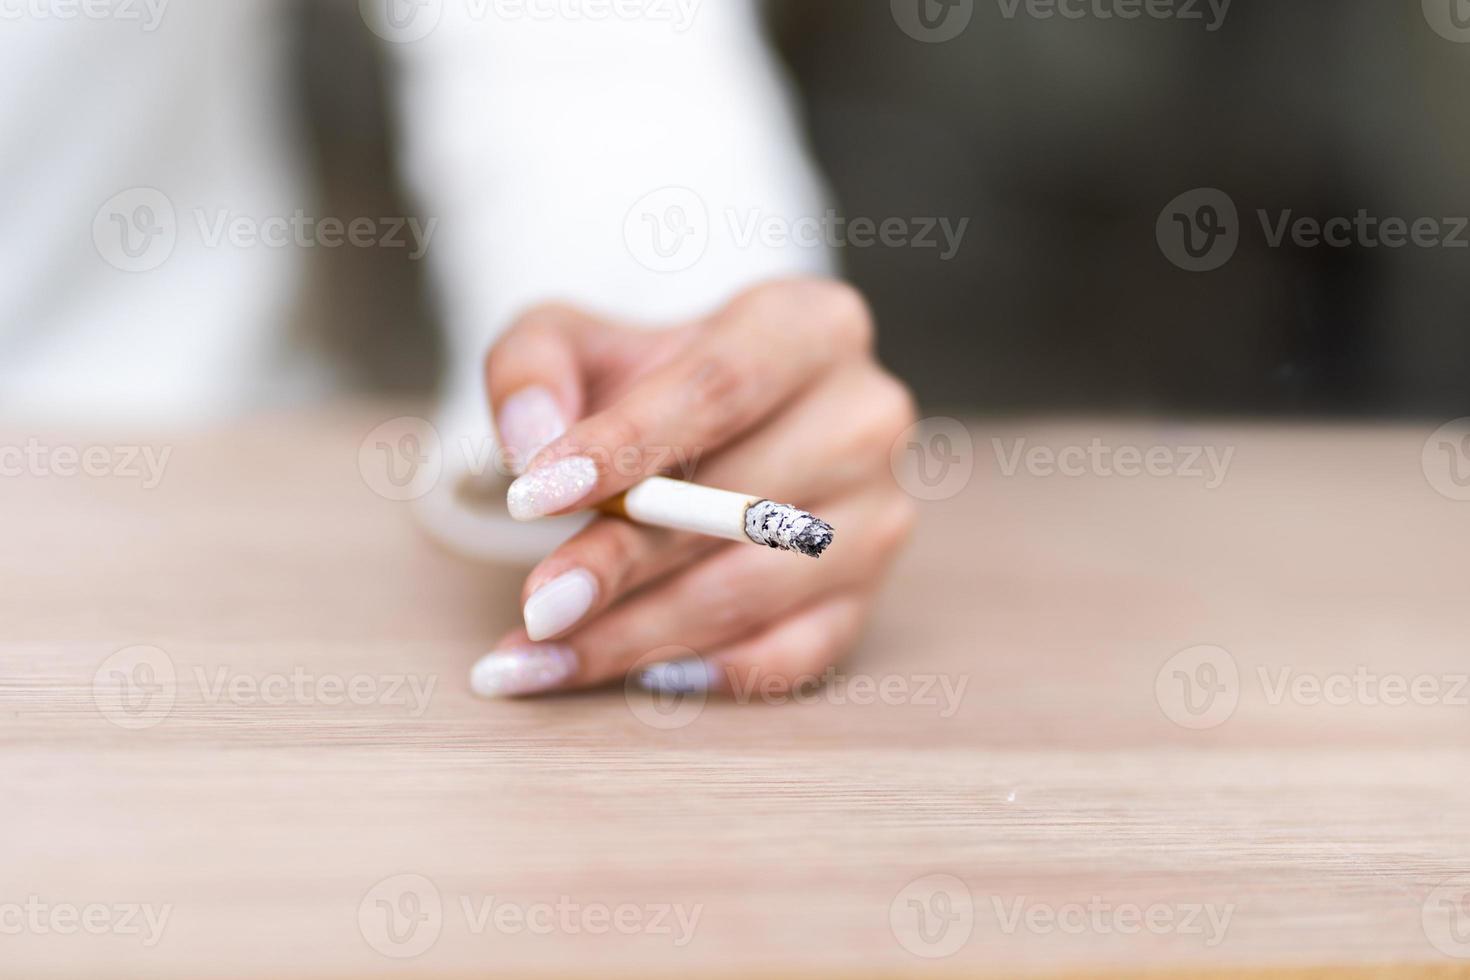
[507,455,598,521]
[496,386,566,475]
[469,644,579,698]
[636,658,722,695]
[523,569,598,641]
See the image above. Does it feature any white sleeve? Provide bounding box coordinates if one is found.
[378,2,835,560]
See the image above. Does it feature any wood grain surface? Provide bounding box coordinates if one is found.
[3,406,1469,978]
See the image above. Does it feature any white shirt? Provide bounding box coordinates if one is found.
[0,0,833,557]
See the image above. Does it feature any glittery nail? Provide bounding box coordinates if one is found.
[507,455,599,521]
[469,644,579,698]
[496,386,566,475]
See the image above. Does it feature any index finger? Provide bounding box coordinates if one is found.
[505,278,873,521]
[485,303,666,474]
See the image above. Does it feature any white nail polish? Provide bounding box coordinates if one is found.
[636,658,721,695]
[523,569,598,641]
[469,644,579,698]
[496,386,566,475]
[507,455,598,521]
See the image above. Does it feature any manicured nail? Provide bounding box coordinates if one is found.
[469,644,579,698]
[507,455,598,521]
[523,569,599,642]
[496,386,566,475]
[636,658,722,695]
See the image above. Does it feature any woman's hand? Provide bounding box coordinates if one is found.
[469,278,918,700]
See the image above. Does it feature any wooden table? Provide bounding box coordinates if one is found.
[4,407,1470,978]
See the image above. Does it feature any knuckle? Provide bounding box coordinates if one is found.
[683,355,750,430]
[727,278,797,321]
[808,279,874,353]
[833,370,918,469]
[751,643,846,697]
[788,628,850,677]
[865,370,920,439]
[717,594,870,698]
[871,495,920,555]
[730,278,874,354]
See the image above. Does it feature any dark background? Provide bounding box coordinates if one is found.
[299,0,1470,417]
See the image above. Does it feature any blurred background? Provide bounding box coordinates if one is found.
[298,0,1470,418]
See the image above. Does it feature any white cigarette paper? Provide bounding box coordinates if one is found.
[613,477,834,558]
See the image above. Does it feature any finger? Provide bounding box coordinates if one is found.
[484,303,665,473]
[516,364,916,641]
[565,489,910,684]
[518,516,714,642]
[505,279,873,520]
[641,592,872,699]
[468,487,913,698]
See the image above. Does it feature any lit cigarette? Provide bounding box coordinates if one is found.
[600,476,835,558]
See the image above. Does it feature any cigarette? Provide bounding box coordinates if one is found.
[600,477,835,558]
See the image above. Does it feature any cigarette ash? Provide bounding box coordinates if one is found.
[743,500,835,558]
